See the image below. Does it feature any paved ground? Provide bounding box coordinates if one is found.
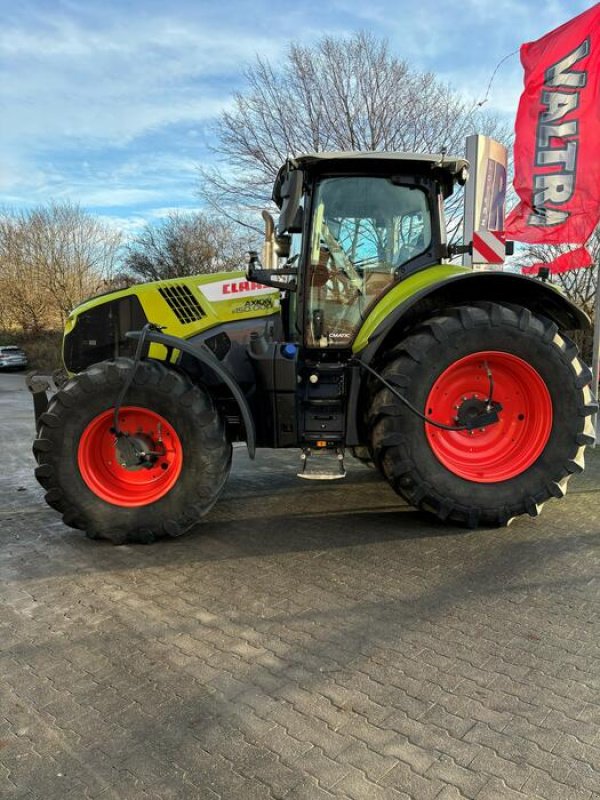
[2,372,600,800]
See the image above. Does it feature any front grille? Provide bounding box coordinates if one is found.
[159,284,205,324]
[64,294,147,373]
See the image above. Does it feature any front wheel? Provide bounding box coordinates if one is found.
[368,303,596,527]
[33,359,232,543]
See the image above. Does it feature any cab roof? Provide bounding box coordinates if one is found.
[290,150,467,171]
[273,150,469,205]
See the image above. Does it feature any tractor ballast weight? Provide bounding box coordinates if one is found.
[31,151,596,543]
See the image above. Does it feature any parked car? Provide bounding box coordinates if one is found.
[0,345,28,371]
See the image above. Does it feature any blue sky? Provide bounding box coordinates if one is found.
[0,0,591,234]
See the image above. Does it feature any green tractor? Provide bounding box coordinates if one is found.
[30,152,596,543]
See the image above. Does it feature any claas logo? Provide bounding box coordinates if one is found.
[222,280,265,294]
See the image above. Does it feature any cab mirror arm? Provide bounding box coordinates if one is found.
[247,251,298,292]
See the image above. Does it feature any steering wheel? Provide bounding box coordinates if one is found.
[326,263,357,305]
[320,225,363,289]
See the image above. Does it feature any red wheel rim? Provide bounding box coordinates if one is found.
[78,406,183,506]
[425,351,552,483]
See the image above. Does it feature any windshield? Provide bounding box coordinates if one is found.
[306,176,432,347]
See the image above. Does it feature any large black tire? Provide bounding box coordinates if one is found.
[350,446,376,468]
[33,359,232,544]
[368,303,596,527]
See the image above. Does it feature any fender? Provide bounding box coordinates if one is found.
[353,266,590,363]
[345,266,591,447]
[127,329,256,459]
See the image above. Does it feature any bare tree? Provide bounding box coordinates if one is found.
[0,216,49,333]
[122,211,249,282]
[519,231,600,316]
[512,232,598,365]
[200,31,511,240]
[0,202,121,331]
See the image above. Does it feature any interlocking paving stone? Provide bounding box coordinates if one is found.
[2,372,600,799]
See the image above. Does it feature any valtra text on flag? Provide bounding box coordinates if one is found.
[505,3,600,258]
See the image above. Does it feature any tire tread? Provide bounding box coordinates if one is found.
[33,358,231,544]
[367,302,596,528]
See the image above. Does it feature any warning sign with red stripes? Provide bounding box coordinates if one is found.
[472,229,506,265]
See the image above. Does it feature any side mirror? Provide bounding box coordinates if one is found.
[275,235,291,259]
[277,169,303,235]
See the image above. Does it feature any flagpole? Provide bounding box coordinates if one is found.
[591,263,600,445]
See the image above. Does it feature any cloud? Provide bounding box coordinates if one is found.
[0,10,274,147]
[329,0,591,110]
[0,0,592,227]
[95,206,203,237]
[0,0,285,215]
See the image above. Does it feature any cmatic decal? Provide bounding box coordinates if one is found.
[198,278,277,303]
[328,331,352,343]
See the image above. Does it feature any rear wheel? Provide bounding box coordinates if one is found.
[350,446,375,468]
[368,303,596,527]
[33,359,232,543]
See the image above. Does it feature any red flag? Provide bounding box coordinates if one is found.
[522,246,593,275]
[505,4,600,255]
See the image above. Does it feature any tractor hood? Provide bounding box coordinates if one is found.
[63,271,281,373]
[67,271,280,333]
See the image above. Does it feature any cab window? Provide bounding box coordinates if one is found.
[306,176,431,347]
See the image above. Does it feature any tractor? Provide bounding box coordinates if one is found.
[30,151,596,543]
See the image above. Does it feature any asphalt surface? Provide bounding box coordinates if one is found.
[2,371,600,799]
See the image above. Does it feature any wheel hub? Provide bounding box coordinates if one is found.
[456,396,488,427]
[114,433,164,470]
[455,395,502,431]
[78,406,183,507]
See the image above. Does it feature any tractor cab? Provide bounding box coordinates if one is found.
[251,152,468,349]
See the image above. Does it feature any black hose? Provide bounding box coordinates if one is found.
[112,323,156,436]
[353,358,500,432]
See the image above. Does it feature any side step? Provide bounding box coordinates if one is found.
[297,448,346,480]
